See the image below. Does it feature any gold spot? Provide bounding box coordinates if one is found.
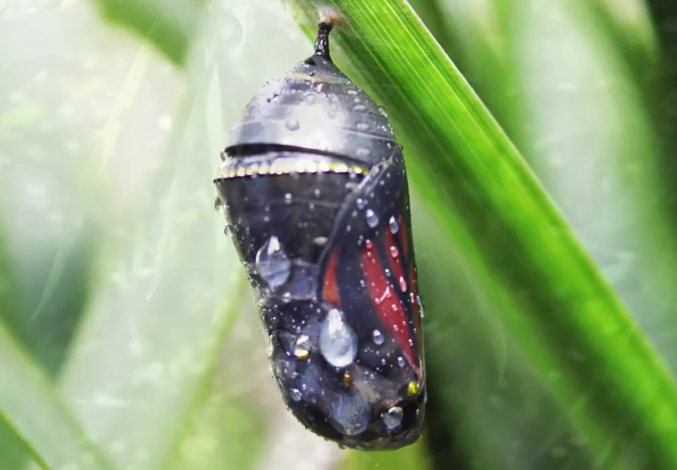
[343,371,352,387]
[245,163,258,176]
[236,167,245,177]
[270,159,286,175]
[407,381,419,396]
[295,159,307,172]
[294,347,309,360]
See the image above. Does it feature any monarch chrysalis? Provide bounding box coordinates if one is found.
[214,13,426,450]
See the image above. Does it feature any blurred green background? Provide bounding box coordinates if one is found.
[1,0,677,469]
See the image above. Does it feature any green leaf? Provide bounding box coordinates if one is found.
[168,311,268,470]
[339,439,431,470]
[36,94,245,470]
[281,0,677,468]
[425,0,677,369]
[16,19,247,470]
[88,0,208,66]
[0,322,116,470]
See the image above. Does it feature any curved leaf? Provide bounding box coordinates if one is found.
[88,0,208,66]
[281,0,677,468]
[0,322,117,470]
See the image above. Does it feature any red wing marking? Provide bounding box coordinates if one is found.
[322,248,340,306]
[361,239,419,368]
[409,264,423,366]
[384,230,406,292]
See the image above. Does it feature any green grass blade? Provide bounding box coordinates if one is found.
[167,301,270,470]
[38,95,244,470]
[17,20,245,469]
[414,200,592,469]
[427,0,677,370]
[339,439,431,470]
[281,0,677,467]
[0,322,117,470]
[87,0,208,66]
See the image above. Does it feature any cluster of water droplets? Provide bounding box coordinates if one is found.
[247,210,414,434]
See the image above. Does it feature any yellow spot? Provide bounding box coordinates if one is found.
[215,156,368,180]
[407,381,419,396]
[343,371,352,387]
[294,347,309,359]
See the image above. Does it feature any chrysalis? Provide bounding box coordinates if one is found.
[214,12,426,450]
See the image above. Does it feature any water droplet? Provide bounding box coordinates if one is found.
[372,329,384,345]
[365,209,378,228]
[354,104,367,111]
[389,216,399,234]
[397,356,406,367]
[329,394,370,436]
[356,148,371,157]
[223,225,233,238]
[286,119,300,131]
[399,276,407,292]
[356,198,366,209]
[284,193,293,204]
[320,309,358,367]
[356,122,369,131]
[256,237,291,290]
[290,388,302,401]
[294,335,311,359]
[214,197,224,212]
[347,89,358,96]
[282,292,292,303]
[378,106,388,117]
[383,406,403,429]
[417,295,425,317]
[390,245,399,258]
[314,188,321,197]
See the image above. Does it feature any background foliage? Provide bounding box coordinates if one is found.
[1,0,676,469]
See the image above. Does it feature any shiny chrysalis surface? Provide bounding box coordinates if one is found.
[213,20,426,450]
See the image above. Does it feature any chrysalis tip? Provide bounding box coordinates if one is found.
[318,6,345,28]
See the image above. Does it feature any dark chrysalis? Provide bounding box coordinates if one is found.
[213,13,426,451]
